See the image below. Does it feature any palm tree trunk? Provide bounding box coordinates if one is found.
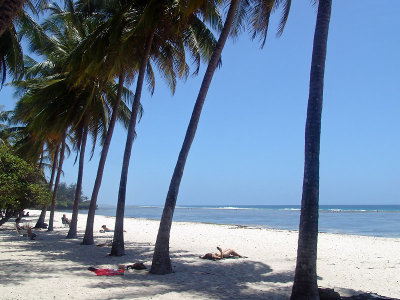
[290,1,332,299]
[150,0,240,275]
[0,0,24,37]
[82,70,125,245]
[67,125,88,239]
[110,31,154,257]
[48,136,66,231]
[35,144,59,229]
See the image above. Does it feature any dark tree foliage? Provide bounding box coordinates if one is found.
[55,182,92,210]
[0,145,51,225]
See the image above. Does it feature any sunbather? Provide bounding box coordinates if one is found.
[15,218,36,240]
[200,247,245,260]
[101,225,113,232]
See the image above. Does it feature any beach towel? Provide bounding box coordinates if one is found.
[88,267,124,276]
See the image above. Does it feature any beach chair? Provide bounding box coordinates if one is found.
[14,224,29,240]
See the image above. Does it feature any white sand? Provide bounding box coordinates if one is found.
[0,210,399,299]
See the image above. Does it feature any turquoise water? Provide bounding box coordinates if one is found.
[88,205,400,238]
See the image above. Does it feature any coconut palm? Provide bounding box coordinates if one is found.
[290,1,332,299]
[72,0,143,245]
[48,134,66,231]
[13,2,131,236]
[35,143,58,228]
[150,0,292,274]
[150,0,240,274]
[66,118,89,238]
[104,0,222,257]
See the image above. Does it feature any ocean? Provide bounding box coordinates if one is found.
[88,205,400,238]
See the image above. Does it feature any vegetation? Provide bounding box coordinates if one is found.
[0,144,51,225]
[54,182,91,210]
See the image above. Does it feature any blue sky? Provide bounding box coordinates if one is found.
[2,0,400,206]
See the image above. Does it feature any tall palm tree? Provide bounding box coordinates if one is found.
[111,28,154,257]
[13,2,129,236]
[48,134,66,231]
[66,119,88,238]
[35,142,58,228]
[82,71,127,245]
[109,0,221,257]
[150,0,240,274]
[150,0,292,274]
[75,1,139,245]
[290,0,332,299]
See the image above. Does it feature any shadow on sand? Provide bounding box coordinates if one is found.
[1,226,396,300]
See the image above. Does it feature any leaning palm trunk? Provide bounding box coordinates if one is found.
[35,144,59,229]
[150,0,240,275]
[48,136,66,231]
[290,1,332,299]
[67,125,89,239]
[0,0,24,37]
[82,71,125,245]
[110,31,154,257]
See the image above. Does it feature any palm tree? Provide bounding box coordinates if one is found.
[82,71,127,244]
[12,3,127,236]
[66,119,88,238]
[34,142,59,228]
[48,134,66,231]
[109,0,221,257]
[290,0,332,299]
[111,28,154,256]
[75,1,138,245]
[150,0,292,274]
[150,0,240,274]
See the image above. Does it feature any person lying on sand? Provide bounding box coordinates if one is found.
[15,218,37,240]
[200,247,246,260]
[100,225,113,232]
[99,225,126,233]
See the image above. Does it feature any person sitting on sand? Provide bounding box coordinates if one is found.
[61,214,71,226]
[15,218,36,240]
[200,247,245,260]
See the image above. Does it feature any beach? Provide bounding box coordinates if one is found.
[0,210,399,299]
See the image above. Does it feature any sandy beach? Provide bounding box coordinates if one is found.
[0,210,399,299]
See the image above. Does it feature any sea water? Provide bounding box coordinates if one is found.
[89,205,400,238]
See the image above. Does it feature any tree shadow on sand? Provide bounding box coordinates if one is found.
[0,228,154,285]
[0,227,297,299]
[87,256,295,300]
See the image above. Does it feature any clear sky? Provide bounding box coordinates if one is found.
[2,1,400,207]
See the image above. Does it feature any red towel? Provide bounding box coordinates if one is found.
[91,268,124,276]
